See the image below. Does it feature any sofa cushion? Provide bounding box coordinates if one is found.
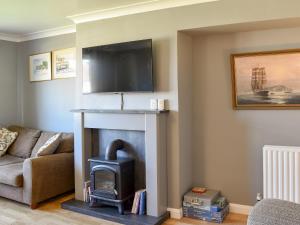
[31,131,57,157]
[0,128,18,157]
[55,133,74,153]
[8,126,41,158]
[36,133,62,157]
[0,154,24,166]
[0,163,23,187]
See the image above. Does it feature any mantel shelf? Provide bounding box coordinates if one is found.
[71,109,169,114]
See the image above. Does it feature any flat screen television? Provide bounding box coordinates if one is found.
[82,39,153,94]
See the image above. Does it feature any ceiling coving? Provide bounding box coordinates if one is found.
[0,0,219,42]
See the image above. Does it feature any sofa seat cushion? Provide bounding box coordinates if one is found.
[0,163,23,187]
[8,126,41,158]
[0,154,24,166]
[31,131,57,157]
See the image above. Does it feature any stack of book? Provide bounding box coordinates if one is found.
[183,188,229,223]
[131,189,146,215]
[83,181,91,203]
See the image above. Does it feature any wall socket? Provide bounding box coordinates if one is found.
[158,99,165,110]
[150,99,166,110]
[150,99,158,110]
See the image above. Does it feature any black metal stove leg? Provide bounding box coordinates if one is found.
[89,198,97,207]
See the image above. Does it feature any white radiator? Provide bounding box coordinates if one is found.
[263,145,300,203]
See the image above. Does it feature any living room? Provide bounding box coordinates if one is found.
[1,0,300,225]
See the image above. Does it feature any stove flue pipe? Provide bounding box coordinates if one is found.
[105,139,125,160]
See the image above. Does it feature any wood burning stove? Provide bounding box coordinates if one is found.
[89,139,134,214]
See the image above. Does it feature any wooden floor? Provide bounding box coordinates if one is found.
[164,213,247,225]
[0,194,248,225]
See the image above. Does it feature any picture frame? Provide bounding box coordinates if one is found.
[29,52,52,82]
[231,49,300,109]
[52,48,76,79]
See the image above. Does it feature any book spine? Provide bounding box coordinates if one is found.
[88,187,91,203]
[83,187,86,202]
[139,191,146,215]
[131,192,139,213]
[135,192,141,214]
[83,181,91,203]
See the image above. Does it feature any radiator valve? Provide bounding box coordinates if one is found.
[256,193,263,202]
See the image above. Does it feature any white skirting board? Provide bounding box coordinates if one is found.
[167,203,253,219]
[167,208,183,219]
[229,203,253,215]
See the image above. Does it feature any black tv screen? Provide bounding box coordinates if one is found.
[82,39,153,93]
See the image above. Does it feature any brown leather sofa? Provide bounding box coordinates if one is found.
[0,125,74,209]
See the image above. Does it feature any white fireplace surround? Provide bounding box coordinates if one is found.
[72,109,168,217]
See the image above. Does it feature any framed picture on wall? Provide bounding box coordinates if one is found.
[52,48,76,79]
[29,52,52,82]
[231,49,300,109]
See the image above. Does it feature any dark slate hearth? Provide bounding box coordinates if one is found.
[61,199,169,225]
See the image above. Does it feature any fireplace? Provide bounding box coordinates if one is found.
[62,109,169,225]
[89,139,135,214]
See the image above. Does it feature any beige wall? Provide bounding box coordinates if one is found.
[192,26,300,205]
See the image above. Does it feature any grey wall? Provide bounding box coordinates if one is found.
[74,0,300,208]
[76,15,181,208]
[17,33,76,132]
[191,26,300,205]
[0,40,18,125]
[3,0,300,209]
[177,32,193,199]
[72,0,300,208]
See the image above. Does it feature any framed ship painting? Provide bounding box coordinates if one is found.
[231,49,300,109]
[52,48,76,79]
[29,52,51,82]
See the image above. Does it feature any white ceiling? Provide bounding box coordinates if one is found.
[0,0,144,35]
[0,0,220,41]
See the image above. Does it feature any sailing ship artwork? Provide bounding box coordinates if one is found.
[231,50,300,109]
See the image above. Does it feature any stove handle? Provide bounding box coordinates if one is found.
[90,165,117,174]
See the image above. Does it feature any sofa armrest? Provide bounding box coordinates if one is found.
[248,199,300,225]
[23,153,74,205]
